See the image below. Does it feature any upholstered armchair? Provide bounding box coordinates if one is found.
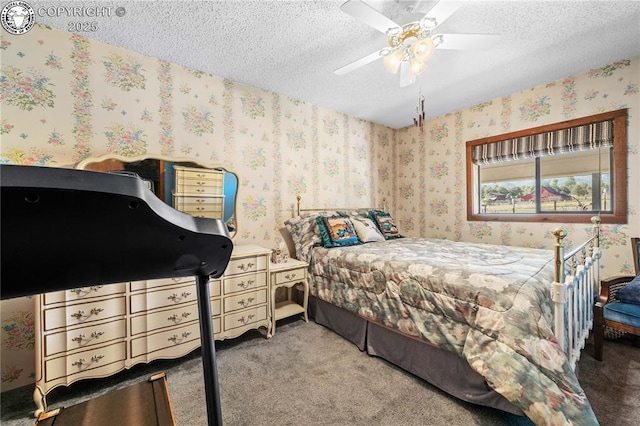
[593,239,640,361]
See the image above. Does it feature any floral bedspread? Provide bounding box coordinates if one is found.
[308,237,598,425]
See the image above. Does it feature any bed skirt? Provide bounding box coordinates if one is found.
[309,295,524,417]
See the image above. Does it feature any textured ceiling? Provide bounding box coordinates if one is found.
[35,0,640,129]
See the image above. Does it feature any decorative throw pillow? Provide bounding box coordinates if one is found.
[368,210,402,240]
[351,216,385,243]
[618,275,640,305]
[316,215,362,248]
[284,211,338,261]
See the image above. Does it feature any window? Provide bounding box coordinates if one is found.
[466,109,627,224]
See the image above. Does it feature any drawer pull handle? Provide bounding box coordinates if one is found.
[72,308,102,320]
[71,310,85,319]
[238,314,255,325]
[168,292,191,302]
[237,279,254,289]
[168,312,191,323]
[284,273,297,280]
[237,297,255,308]
[72,355,103,368]
[71,330,104,344]
[237,262,254,272]
[196,188,205,193]
[71,285,104,296]
[168,332,192,344]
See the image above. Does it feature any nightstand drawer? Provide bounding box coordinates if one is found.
[44,297,126,331]
[274,267,307,285]
[224,305,267,332]
[224,289,267,314]
[45,319,127,357]
[224,272,266,295]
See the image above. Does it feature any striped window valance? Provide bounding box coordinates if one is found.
[472,119,613,165]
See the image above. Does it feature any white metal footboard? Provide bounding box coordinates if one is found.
[551,217,602,368]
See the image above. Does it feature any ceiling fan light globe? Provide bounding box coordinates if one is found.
[412,38,435,62]
[408,59,426,76]
[383,50,404,74]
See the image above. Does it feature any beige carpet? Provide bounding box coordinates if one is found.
[1,318,638,425]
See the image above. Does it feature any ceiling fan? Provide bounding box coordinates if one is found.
[335,0,500,87]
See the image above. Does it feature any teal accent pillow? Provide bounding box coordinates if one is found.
[316,215,362,248]
[618,275,640,305]
[368,210,402,240]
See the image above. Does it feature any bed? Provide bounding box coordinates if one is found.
[283,197,601,425]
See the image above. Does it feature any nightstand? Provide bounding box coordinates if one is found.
[268,258,309,338]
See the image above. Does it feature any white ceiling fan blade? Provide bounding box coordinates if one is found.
[399,61,416,88]
[340,0,399,34]
[434,34,500,50]
[425,1,464,28]
[334,49,383,75]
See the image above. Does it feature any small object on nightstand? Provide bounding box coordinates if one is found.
[268,258,309,338]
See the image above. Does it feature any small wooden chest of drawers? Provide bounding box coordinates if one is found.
[173,166,225,219]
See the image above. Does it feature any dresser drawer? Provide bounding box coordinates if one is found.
[175,168,223,182]
[224,272,267,295]
[45,319,126,357]
[224,305,267,332]
[130,283,201,314]
[44,297,126,331]
[45,341,126,382]
[44,283,126,305]
[224,288,267,314]
[130,299,221,335]
[174,196,222,209]
[274,267,307,285]
[226,255,267,277]
[130,322,202,358]
[130,276,197,291]
[180,209,224,220]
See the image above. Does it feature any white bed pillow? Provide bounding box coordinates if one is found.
[351,216,385,243]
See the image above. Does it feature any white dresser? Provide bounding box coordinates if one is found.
[32,244,271,416]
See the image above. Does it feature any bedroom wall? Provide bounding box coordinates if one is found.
[394,56,640,277]
[0,24,395,391]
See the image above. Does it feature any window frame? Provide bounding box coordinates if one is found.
[465,109,627,224]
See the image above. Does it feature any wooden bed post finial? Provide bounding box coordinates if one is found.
[296,195,301,217]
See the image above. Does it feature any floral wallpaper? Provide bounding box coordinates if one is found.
[0,24,394,391]
[395,58,639,277]
[0,23,637,394]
